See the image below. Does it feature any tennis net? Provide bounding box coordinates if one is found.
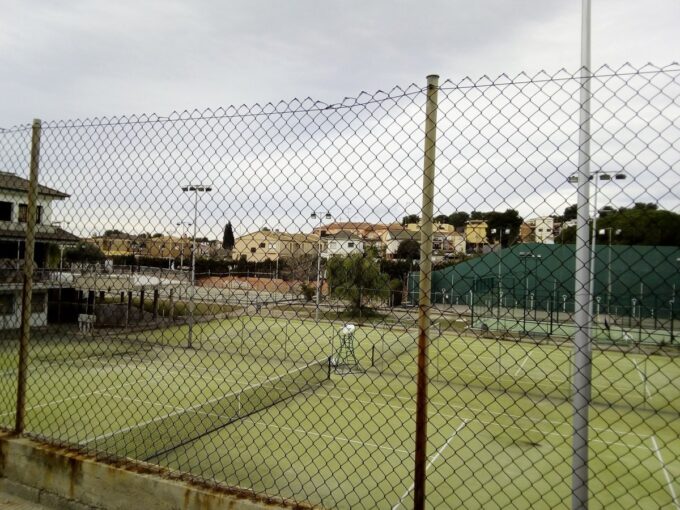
[80,358,331,460]
[369,326,422,372]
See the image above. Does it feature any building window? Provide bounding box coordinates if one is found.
[0,294,13,315]
[250,247,257,254]
[259,242,266,248]
[0,201,11,221]
[347,242,355,248]
[18,204,42,224]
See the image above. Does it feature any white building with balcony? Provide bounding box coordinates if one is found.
[0,171,79,328]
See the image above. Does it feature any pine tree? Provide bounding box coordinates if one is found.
[222,222,235,250]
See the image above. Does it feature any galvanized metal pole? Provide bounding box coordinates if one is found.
[15,118,42,433]
[572,1,593,508]
[414,74,439,510]
[589,174,599,309]
[315,234,322,321]
[188,190,198,349]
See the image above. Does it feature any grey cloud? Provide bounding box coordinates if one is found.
[2,0,677,126]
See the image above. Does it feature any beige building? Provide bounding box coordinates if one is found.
[465,220,488,245]
[439,231,466,255]
[519,223,534,243]
[405,222,456,236]
[313,222,402,256]
[383,223,465,259]
[525,217,555,244]
[234,230,318,262]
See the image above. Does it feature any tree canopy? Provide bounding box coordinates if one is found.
[401,214,420,226]
[395,239,420,260]
[65,242,105,263]
[103,229,129,237]
[326,247,389,313]
[559,205,680,246]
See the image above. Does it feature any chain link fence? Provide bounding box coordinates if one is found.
[0,63,678,509]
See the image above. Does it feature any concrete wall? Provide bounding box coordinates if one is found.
[0,434,305,510]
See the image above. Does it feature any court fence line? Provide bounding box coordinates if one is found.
[0,62,678,509]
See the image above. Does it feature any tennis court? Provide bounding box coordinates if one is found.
[0,332,331,459]
[2,317,678,508]
[153,368,680,509]
[472,316,675,346]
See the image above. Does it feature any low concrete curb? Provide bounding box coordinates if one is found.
[0,435,310,510]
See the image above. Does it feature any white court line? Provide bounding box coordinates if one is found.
[334,384,651,440]
[93,391,192,415]
[632,361,679,509]
[106,356,245,386]
[435,366,634,397]
[0,376,141,418]
[514,351,533,377]
[392,419,470,510]
[82,383,411,458]
[324,391,648,452]
[82,363,319,443]
[650,436,680,510]
[454,352,498,362]
[243,418,410,456]
[632,358,653,401]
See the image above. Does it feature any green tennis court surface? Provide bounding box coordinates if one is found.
[154,371,679,509]
[472,316,675,346]
[0,316,677,509]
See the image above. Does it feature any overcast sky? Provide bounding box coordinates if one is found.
[1,0,678,126]
[0,1,678,239]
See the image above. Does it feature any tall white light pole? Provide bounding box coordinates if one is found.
[311,212,332,322]
[491,227,511,317]
[569,170,626,313]
[599,227,622,315]
[181,185,212,349]
[572,1,592,508]
[519,252,541,332]
[176,221,192,269]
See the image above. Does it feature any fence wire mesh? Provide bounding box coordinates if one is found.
[0,63,679,509]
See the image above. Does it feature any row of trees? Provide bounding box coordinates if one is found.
[403,203,680,248]
[559,203,680,246]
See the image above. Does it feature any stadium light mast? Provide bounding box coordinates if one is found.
[598,227,622,316]
[176,221,193,269]
[568,171,626,312]
[311,211,332,321]
[519,252,541,333]
[491,227,511,319]
[181,184,212,349]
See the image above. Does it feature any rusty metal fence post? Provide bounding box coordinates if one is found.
[414,74,439,510]
[14,118,42,434]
